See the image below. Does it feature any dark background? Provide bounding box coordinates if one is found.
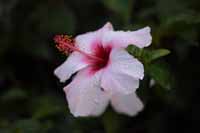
[0,0,200,132]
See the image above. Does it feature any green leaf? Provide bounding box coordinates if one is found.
[145,49,170,63]
[127,45,170,63]
[126,45,143,59]
[146,62,173,90]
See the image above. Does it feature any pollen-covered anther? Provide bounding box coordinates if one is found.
[54,35,75,55]
[53,35,105,62]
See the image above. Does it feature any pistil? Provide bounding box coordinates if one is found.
[54,35,105,62]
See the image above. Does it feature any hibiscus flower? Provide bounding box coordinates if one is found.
[54,22,152,117]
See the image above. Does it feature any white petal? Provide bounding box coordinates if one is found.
[64,68,110,117]
[54,52,88,83]
[110,48,144,80]
[111,92,144,116]
[75,22,113,54]
[103,27,152,48]
[101,72,139,95]
[101,48,144,94]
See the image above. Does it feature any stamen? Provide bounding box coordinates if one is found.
[54,35,75,55]
[54,35,104,62]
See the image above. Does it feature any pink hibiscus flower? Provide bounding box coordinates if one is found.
[54,22,152,117]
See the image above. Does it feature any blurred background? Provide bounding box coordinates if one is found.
[0,0,200,132]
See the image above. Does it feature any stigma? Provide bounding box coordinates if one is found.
[54,35,105,62]
[54,35,75,55]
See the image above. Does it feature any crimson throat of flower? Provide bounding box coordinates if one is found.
[54,35,104,62]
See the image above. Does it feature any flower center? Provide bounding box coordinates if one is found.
[54,35,105,63]
[54,35,112,73]
[54,35,112,74]
[88,44,111,73]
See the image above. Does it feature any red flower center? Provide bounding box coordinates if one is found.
[54,35,112,74]
[86,44,112,73]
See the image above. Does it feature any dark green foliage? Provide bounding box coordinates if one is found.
[0,0,200,132]
[147,62,173,90]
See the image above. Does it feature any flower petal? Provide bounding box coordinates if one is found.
[75,22,113,54]
[110,48,144,79]
[103,27,152,48]
[111,92,144,116]
[64,68,110,117]
[101,49,144,94]
[101,72,139,95]
[54,52,88,82]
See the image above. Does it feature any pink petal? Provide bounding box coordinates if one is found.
[75,22,113,54]
[64,68,110,117]
[54,52,88,82]
[101,72,139,95]
[101,48,144,94]
[102,27,152,48]
[111,92,144,116]
[110,48,144,79]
